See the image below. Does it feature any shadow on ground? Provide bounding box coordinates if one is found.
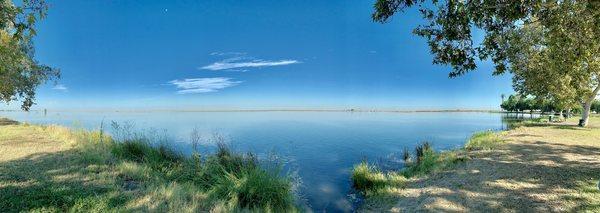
[364,128,600,212]
[0,150,133,212]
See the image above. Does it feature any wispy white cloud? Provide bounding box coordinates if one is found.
[201,57,300,71]
[52,84,68,91]
[209,52,246,56]
[168,77,241,94]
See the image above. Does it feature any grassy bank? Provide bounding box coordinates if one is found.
[0,121,298,212]
[352,116,600,212]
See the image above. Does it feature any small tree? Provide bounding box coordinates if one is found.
[501,95,519,112]
[1,0,58,110]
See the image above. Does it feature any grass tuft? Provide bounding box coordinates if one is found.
[211,168,295,211]
[415,141,432,164]
[352,162,406,194]
[352,162,387,192]
[465,131,503,151]
[401,147,411,162]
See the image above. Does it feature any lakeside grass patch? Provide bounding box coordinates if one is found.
[401,149,468,178]
[0,122,298,212]
[351,142,471,210]
[352,162,406,194]
[354,116,600,211]
[352,131,498,195]
[465,131,503,151]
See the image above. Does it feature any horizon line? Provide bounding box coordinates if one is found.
[0,108,503,113]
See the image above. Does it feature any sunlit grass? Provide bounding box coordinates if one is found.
[352,131,504,209]
[352,142,468,194]
[464,131,504,151]
[352,162,406,194]
[0,120,298,212]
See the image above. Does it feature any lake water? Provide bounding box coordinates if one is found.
[0,110,515,212]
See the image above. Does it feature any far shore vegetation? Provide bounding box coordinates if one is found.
[500,94,600,118]
[352,115,600,212]
[0,120,298,212]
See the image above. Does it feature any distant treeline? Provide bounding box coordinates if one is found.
[500,95,600,114]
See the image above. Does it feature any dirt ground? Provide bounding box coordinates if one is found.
[361,117,600,212]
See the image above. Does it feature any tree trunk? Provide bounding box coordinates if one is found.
[559,111,564,120]
[580,101,592,127]
[579,83,600,127]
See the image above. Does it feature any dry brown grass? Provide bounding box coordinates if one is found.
[360,116,600,212]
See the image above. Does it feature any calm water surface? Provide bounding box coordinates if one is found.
[0,110,514,212]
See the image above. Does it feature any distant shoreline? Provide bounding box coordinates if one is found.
[0,109,505,113]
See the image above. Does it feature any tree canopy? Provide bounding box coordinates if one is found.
[1,0,58,110]
[373,0,600,126]
[500,95,535,113]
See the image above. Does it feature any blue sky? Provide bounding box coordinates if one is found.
[22,0,513,110]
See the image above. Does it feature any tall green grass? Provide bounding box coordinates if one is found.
[399,142,468,178]
[64,124,298,212]
[351,162,406,195]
